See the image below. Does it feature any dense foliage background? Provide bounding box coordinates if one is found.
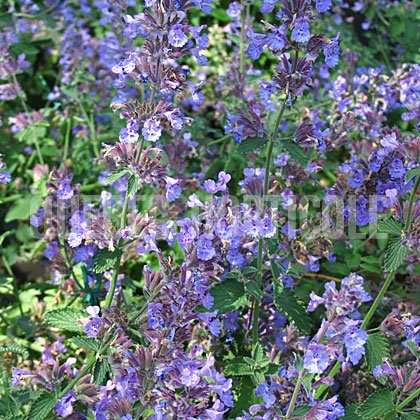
[1,0,420,419]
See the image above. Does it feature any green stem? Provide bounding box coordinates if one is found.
[79,100,99,158]
[315,174,420,400]
[58,354,96,398]
[252,237,263,348]
[2,256,23,316]
[104,191,129,308]
[240,3,246,73]
[104,135,148,307]
[404,173,420,230]
[80,182,102,192]
[62,116,72,163]
[360,269,395,330]
[33,137,45,166]
[397,387,420,411]
[208,133,232,146]
[252,98,288,350]
[285,370,305,419]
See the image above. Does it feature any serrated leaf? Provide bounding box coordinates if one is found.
[71,336,101,351]
[243,356,256,366]
[127,175,140,197]
[225,358,252,376]
[279,139,309,167]
[106,168,131,184]
[244,281,262,302]
[265,363,282,375]
[405,167,420,185]
[401,413,420,420]
[356,388,396,419]
[274,287,312,335]
[229,376,260,417]
[93,248,122,273]
[265,238,278,255]
[15,390,41,404]
[44,308,84,332]
[365,333,390,383]
[270,258,281,279]
[210,279,248,314]
[93,358,110,385]
[384,237,409,271]
[378,217,404,235]
[237,136,268,154]
[405,340,420,358]
[241,266,257,276]
[0,343,29,360]
[27,392,57,420]
[293,405,311,417]
[15,122,48,144]
[253,342,269,367]
[342,403,363,420]
[302,372,315,397]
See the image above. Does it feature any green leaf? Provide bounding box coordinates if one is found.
[0,343,29,360]
[43,308,84,332]
[347,253,361,268]
[127,174,140,197]
[294,354,304,373]
[390,16,405,37]
[106,168,131,184]
[237,137,268,154]
[265,238,278,255]
[265,363,282,375]
[28,392,57,420]
[384,237,409,272]
[356,388,396,419]
[244,281,262,302]
[5,195,43,223]
[93,358,110,385]
[365,333,390,383]
[93,248,123,273]
[293,405,311,417]
[273,287,312,335]
[253,342,269,367]
[323,262,350,276]
[209,279,248,314]
[71,336,101,351]
[279,139,309,167]
[301,371,315,397]
[30,241,46,259]
[241,266,257,276]
[15,121,48,144]
[225,358,252,376]
[378,217,404,235]
[401,413,420,420]
[405,340,420,358]
[270,258,281,279]
[405,167,420,185]
[342,403,363,420]
[230,376,260,417]
[360,263,382,274]
[361,256,381,265]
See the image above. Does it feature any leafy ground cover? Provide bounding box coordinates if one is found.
[1,1,420,419]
